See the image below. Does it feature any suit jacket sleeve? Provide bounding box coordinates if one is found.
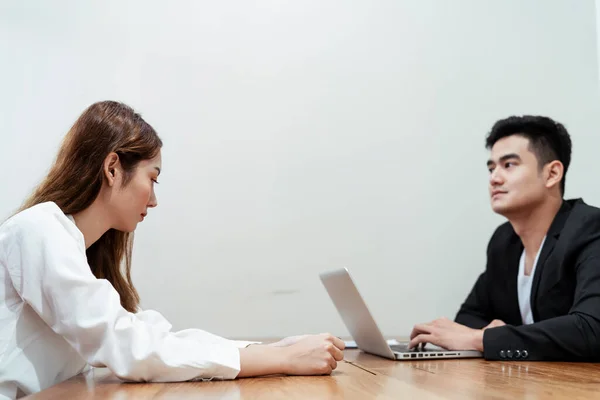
[455,235,497,329]
[483,252,600,361]
[455,271,492,329]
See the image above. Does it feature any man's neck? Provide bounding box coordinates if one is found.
[508,197,563,255]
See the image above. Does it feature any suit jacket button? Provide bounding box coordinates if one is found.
[507,350,513,359]
[514,350,521,358]
[499,350,506,359]
[521,350,528,358]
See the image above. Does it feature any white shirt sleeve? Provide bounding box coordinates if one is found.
[3,209,249,382]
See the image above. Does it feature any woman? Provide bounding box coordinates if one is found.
[0,101,344,399]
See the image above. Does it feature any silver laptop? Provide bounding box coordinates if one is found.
[320,268,482,360]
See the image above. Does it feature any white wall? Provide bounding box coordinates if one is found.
[1,0,599,339]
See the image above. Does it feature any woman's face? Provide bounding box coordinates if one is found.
[110,151,161,232]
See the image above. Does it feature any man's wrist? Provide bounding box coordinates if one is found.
[472,329,484,352]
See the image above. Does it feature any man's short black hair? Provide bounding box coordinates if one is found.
[485,115,572,195]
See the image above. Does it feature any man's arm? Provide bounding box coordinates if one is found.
[455,231,503,329]
[483,255,600,361]
[455,271,493,329]
[408,271,497,350]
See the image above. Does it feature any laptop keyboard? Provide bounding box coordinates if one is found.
[390,344,412,352]
[390,343,434,352]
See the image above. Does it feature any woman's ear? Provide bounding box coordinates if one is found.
[103,152,121,187]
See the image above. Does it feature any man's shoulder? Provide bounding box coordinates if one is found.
[559,198,600,245]
[488,220,516,247]
[488,199,600,246]
[566,198,600,225]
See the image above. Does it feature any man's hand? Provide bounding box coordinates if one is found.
[409,317,484,351]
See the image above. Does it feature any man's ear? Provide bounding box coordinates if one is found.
[103,152,121,187]
[545,160,564,191]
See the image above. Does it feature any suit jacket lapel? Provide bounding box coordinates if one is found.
[530,235,558,304]
[506,235,524,323]
[530,201,572,315]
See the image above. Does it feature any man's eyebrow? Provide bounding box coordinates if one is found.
[487,153,521,167]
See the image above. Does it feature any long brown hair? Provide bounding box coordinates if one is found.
[20,101,163,312]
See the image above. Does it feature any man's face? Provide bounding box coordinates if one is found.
[487,135,549,216]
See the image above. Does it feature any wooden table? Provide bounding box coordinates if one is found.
[23,349,600,399]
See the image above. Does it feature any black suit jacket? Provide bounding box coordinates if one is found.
[456,198,600,361]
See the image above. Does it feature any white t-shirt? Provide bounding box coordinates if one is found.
[0,202,256,399]
[517,236,547,325]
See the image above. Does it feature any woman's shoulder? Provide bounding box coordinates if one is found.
[4,201,63,226]
[0,202,81,244]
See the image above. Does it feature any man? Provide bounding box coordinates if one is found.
[409,115,600,361]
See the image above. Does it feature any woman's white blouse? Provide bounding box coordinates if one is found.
[0,202,254,399]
